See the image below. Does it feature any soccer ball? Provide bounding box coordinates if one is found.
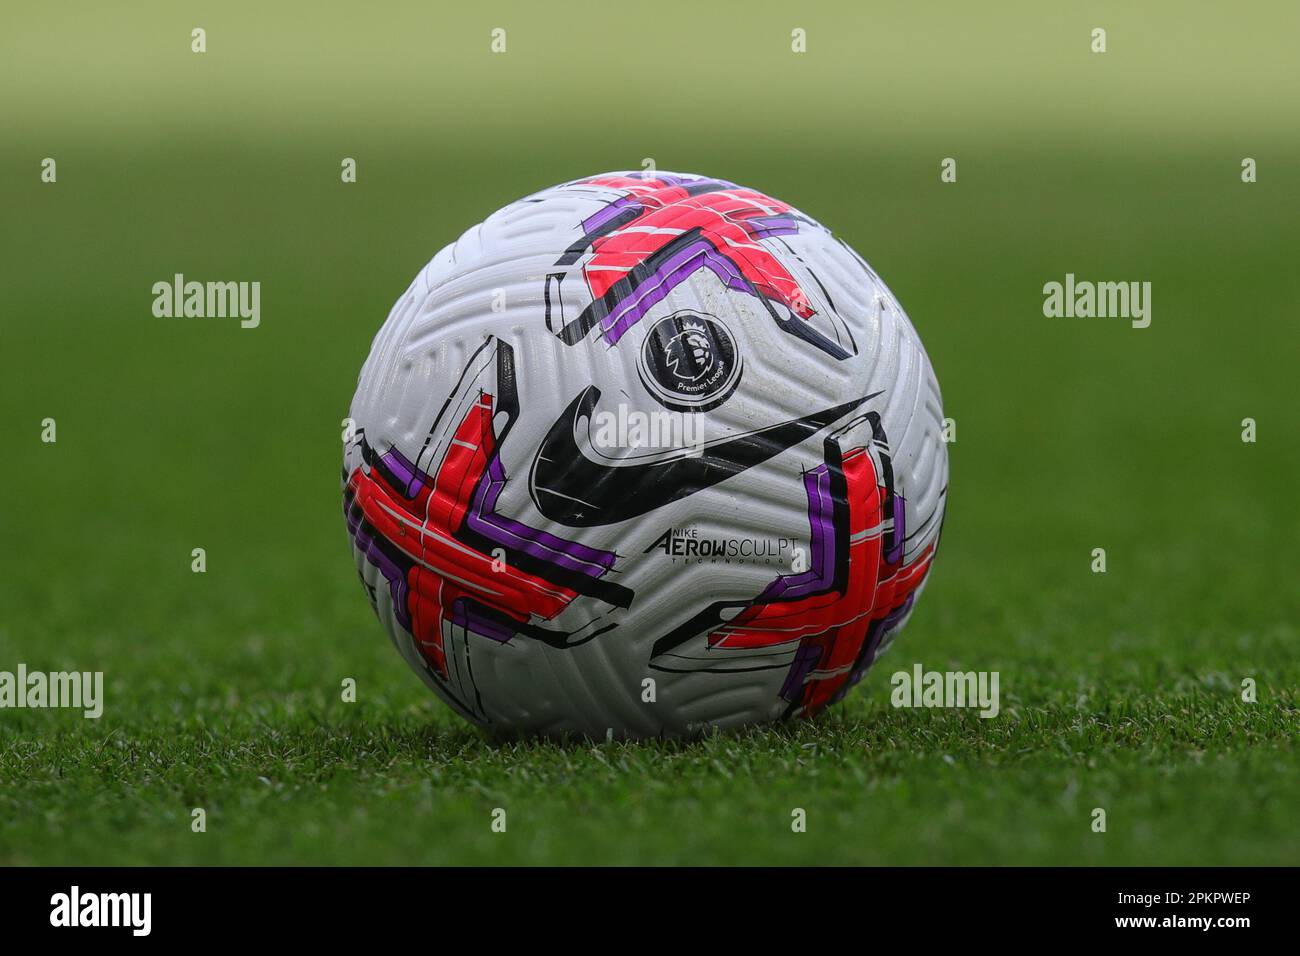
[343,172,947,738]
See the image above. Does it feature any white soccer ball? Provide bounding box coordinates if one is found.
[343,172,947,738]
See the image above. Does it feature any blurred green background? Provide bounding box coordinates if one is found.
[1,1,1297,865]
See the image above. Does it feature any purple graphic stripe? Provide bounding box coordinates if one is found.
[373,448,616,578]
[841,593,915,694]
[451,598,514,644]
[380,446,426,499]
[581,195,639,235]
[762,464,837,601]
[465,454,617,577]
[742,214,798,241]
[601,236,764,344]
[780,642,823,703]
[345,504,413,633]
[886,494,906,565]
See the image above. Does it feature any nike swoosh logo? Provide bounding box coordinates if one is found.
[528,386,879,527]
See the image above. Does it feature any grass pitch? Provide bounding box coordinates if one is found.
[1,1,1297,865]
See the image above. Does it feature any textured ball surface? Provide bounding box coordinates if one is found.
[343,172,947,738]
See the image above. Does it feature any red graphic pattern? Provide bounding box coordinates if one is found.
[707,446,935,714]
[580,175,816,319]
[346,394,580,678]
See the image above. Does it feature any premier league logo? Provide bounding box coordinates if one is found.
[639,312,741,411]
